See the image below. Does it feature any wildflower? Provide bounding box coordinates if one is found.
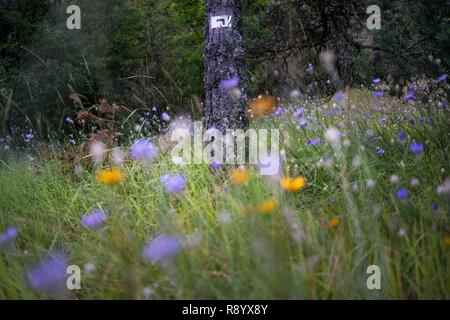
[335,92,344,101]
[396,187,409,201]
[280,176,307,192]
[210,162,222,170]
[366,179,375,189]
[220,76,239,90]
[81,209,107,230]
[411,177,420,187]
[444,236,450,246]
[84,263,96,274]
[161,112,171,122]
[65,117,74,124]
[142,287,155,300]
[89,140,106,164]
[160,173,186,193]
[230,167,250,185]
[27,253,68,295]
[257,199,278,214]
[410,143,424,154]
[274,107,283,117]
[436,178,450,196]
[0,227,18,247]
[299,118,308,127]
[294,108,305,117]
[390,175,400,184]
[398,229,407,237]
[438,74,447,82]
[329,217,341,228]
[376,147,385,155]
[305,63,314,74]
[404,92,415,100]
[373,78,381,84]
[398,131,405,142]
[111,147,124,165]
[325,127,341,145]
[74,164,83,176]
[142,234,181,264]
[372,90,384,98]
[249,95,277,117]
[217,211,232,225]
[379,117,387,125]
[307,137,321,146]
[130,139,157,163]
[96,167,123,185]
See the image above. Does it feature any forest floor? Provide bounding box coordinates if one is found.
[0,89,449,299]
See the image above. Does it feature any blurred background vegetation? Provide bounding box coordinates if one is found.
[0,0,449,138]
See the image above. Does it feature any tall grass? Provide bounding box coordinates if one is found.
[0,91,449,299]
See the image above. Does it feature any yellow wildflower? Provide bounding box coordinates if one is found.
[280,176,307,192]
[96,167,123,185]
[328,217,341,228]
[230,167,250,185]
[257,198,278,214]
[444,236,450,247]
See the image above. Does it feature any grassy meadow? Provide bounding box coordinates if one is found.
[0,88,449,299]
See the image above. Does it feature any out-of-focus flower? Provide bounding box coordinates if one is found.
[142,234,181,264]
[96,167,123,185]
[249,95,277,117]
[299,118,308,128]
[274,107,283,116]
[142,287,155,300]
[230,167,250,185]
[325,127,341,145]
[161,112,171,122]
[130,139,157,163]
[335,92,344,101]
[373,78,381,84]
[210,162,222,170]
[376,147,385,155]
[0,227,18,247]
[398,131,405,142]
[436,178,450,196]
[366,179,376,189]
[160,173,186,193]
[294,108,305,117]
[111,147,125,165]
[329,217,341,228]
[220,76,239,90]
[257,198,278,214]
[65,117,74,124]
[74,164,84,176]
[89,140,106,164]
[396,187,409,201]
[307,137,321,146]
[410,143,424,154]
[390,175,400,184]
[84,263,96,274]
[305,63,314,74]
[81,208,107,230]
[27,253,68,295]
[444,236,450,246]
[280,176,307,192]
[217,211,232,225]
[411,177,420,187]
[404,92,415,100]
[438,74,447,82]
[372,90,384,98]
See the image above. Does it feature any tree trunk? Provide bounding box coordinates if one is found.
[203,0,248,132]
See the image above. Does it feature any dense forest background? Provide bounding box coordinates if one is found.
[0,0,449,138]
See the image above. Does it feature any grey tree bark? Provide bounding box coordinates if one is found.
[203,0,248,132]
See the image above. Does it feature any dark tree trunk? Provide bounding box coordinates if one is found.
[203,0,248,132]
